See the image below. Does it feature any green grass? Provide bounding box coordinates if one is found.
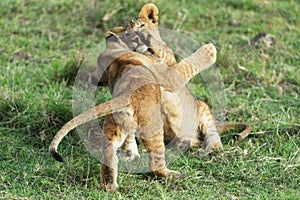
[0,0,299,199]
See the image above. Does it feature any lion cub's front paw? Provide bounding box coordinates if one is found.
[197,43,217,66]
[187,43,217,72]
[118,142,140,162]
[118,149,140,161]
[201,134,223,156]
[204,43,217,63]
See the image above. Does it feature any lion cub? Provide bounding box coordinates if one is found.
[50,3,250,192]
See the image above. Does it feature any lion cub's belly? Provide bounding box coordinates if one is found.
[161,87,199,146]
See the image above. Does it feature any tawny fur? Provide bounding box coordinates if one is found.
[49,3,251,192]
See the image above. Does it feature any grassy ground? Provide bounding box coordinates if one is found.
[0,0,299,199]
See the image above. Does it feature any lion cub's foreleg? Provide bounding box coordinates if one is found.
[119,132,140,161]
[197,100,223,154]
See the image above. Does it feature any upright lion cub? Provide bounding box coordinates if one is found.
[50,3,251,192]
[50,12,217,194]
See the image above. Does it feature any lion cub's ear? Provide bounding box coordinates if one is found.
[105,27,124,39]
[139,3,159,26]
[110,27,125,34]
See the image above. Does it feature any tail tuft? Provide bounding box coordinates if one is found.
[50,148,64,162]
[232,134,239,140]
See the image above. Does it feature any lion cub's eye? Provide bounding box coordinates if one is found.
[124,31,130,36]
[140,23,145,27]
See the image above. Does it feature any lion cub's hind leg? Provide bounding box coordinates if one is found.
[197,100,223,155]
[101,114,134,192]
[140,129,181,178]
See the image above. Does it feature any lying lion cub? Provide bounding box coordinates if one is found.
[49,3,251,192]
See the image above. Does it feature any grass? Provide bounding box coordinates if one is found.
[0,0,299,199]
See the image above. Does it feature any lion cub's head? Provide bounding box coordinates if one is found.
[106,3,162,53]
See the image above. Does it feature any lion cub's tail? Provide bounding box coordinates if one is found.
[217,123,252,140]
[49,97,129,162]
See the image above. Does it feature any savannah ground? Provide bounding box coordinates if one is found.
[0,0,299,199]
